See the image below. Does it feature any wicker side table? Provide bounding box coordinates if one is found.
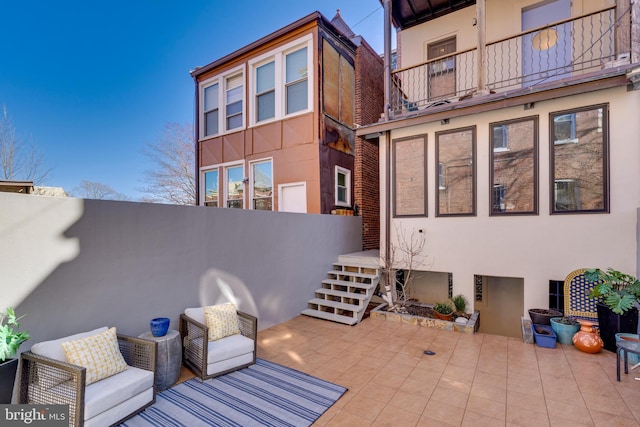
[139,329,181,391]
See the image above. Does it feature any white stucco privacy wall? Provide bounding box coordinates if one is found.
[0,192,362,347]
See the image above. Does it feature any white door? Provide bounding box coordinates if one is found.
[278,182,307,213]
[522,0,571,87]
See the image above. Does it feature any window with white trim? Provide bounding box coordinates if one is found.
[335,166,351,207]
[225,164,244,209]
[251,159,273,210]
[199,66,245,139]
[249,36,312,125]
[203,168,219,207]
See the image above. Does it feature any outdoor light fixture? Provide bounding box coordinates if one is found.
[532,28,558,50]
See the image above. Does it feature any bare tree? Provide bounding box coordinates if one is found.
[70,180,130,201]
[139,122,195,205]
[0,105,51,185]
[380,223,429,312]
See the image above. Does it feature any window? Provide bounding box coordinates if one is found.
[251,160,273,210]
[203,84,219,137]
[286,47,308,114]
[225,74,243,130]
[199,66,245,138]
[490,116,538,215]
[249,36,312,125]
[427,37,456,100]
[550,104,609,214]
[203,168,219,207]
[225,164,244,209]
[553,113,577,144]
[394,135,427,217]
[493,124,508,151]
[438,162,445,190]
[436,127,476,216]
[256,61,275,122]
[493,185,506,212]
[335,166,351,207]
[554,179,579,211]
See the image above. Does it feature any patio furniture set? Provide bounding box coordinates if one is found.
[14,303,257,427]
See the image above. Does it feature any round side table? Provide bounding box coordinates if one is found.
[139,329,182,391]
[616,339,640,381]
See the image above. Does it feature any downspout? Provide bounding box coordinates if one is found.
[476,0,487,94]
[192,73,200,206]
[383,0,394,307]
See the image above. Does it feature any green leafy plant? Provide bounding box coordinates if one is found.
[451,294,468,313]
[433,301,454,315]
[0,307,30,362]
[585,268,640,315]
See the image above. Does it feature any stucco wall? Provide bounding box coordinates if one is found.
[0,193,361,348]
[381,85,640,313]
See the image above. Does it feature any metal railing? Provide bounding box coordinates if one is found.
[390,6,620,116]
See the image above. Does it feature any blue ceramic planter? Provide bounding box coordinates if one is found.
[550,317,580,345]
[150,317,170,337]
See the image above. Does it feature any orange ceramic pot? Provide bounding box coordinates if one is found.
[573,319,604,353]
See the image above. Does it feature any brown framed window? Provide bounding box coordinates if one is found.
[393,135,427,217]
[550,104,609,214]
[436,127,476,216]
[490,116,539,215]
[427,37,456,101]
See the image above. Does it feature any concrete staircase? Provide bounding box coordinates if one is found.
[302,250,381,325]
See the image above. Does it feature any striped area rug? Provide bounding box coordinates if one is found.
[121,358,347,427]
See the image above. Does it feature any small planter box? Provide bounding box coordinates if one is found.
[532,324,557,348]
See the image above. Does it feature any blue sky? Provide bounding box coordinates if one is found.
[0,1,385,200]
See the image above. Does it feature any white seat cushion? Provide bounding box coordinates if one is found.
[207,334,254,364]
[84,366,154,420]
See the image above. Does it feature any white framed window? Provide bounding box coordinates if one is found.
[493,124,508,152]
[201,168,219,207]
[553,113,578,144]
[224,162,245,209]
[249,35,313,126]
[199,65,245,139]
[335,166,351,207]
[250,159,273,210]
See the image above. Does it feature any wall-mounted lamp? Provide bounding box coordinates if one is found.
[441,119,450,125]
[532,28,558,51]
[242,177,249,184]
[524,102,535,110]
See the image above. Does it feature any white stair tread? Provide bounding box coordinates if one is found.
[308,298,362,311]
[321,279,376,290]
[301,309,358,325]
[332,262,381,273]
[316,287,369,300]
[327,270,378,280]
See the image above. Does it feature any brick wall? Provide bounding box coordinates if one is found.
[355,39,384,250]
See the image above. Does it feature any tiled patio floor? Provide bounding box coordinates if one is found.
[255,315,640,427]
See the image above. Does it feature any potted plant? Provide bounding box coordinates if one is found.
[451,294,468,314]
[585,268,640,352]
[433,301,454,321]
[528,308,563,325]
[0,307,30,404]
[550,316,580,345]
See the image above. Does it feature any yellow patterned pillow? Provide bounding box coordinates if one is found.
[204,303,241,341]
[61,327,128,385]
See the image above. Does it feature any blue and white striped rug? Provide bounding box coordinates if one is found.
[121,359,347,427]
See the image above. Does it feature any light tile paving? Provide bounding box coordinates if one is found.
[254,315,640,427]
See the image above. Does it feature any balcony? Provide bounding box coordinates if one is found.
[390,6,629,116]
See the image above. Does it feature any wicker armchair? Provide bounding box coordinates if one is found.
[564,268,600,322]
[180,308,257,380]
[17,331,156,427]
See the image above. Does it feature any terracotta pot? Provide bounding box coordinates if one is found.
[434,311,453,321]
[573,319,604,354]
